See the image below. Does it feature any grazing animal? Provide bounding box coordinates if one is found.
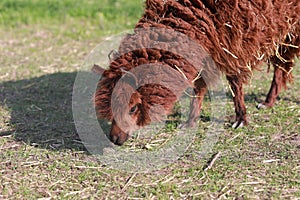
[94,0,300,145]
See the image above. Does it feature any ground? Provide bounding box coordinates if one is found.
[0,0,299,199]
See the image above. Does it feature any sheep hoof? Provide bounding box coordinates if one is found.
[178,123,189,129]
[232,121,244,129]
[257,103,266,110]
[178,123,185,129]
[179,121,196,129]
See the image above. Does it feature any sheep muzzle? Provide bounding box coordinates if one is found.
[109,120,130,145]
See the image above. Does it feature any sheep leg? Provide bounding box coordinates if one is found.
[227,76,248,129]
[183,78,208,128]
[257,66,286,109]
[258,41,299,109]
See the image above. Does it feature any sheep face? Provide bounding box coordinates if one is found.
[109,88,143,145]
[94,64,190,145]
[108,82,178,145]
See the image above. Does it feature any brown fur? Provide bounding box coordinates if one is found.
[94,0,300,145]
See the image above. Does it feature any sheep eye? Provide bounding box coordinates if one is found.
[129,105,138,114]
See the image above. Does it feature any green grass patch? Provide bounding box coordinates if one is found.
[0,0,144,38]
[0,0,144,26]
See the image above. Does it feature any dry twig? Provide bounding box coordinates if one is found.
[203,152,221,171]
[122,173,137,192]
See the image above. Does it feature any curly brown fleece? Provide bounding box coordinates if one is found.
[94,0,300,145]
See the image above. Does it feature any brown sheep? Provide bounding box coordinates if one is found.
[94,0,300,145]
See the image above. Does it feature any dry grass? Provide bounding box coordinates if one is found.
[0,1,299,199]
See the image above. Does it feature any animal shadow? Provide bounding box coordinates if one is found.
[0,72,109,152]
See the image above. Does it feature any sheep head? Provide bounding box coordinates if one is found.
[94,64,189,145]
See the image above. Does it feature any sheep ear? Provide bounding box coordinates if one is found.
[91,64,105,75]
[122,70,138,89]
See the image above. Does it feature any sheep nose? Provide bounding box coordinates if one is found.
[109,133,129,146]
[109,120,129,145]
